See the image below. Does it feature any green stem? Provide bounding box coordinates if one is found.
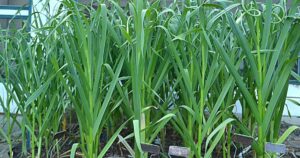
[198,40,206,158]
[31,110,35,158]
[257,19,265,158]
[227,125,232,158]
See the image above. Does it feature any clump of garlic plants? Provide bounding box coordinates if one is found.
[0,0,299,158]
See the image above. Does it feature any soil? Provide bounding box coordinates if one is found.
[281,121,300,158]
[1,121,300,158]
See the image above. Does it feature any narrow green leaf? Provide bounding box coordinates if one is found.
[70,143,79,158]
[276,126,299,144]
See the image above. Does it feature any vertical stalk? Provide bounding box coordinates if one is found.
[256,19,265,158]
[87,130,93,158]
[37,138,42,158]
[197,37,206,158]
[132,0,144,157]
[55,140,59,158]
[227,125,232,158]
[31,110,35,158]
[188,48,194,145]
[45,138,48,158]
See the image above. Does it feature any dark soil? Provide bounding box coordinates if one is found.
[4,121,300,158]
